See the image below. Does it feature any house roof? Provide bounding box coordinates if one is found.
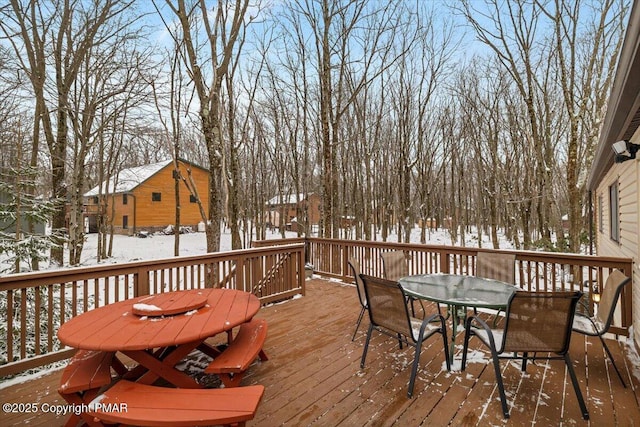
[84,160,173,196]
[587,0,640,189]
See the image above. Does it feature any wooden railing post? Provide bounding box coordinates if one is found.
[342,241,349,282]
[621,264,633,332]
[304,237,310,265]
[236,256,245,292]
[440,253,450,274]
[135,267,149,297]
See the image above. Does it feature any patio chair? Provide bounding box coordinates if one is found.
[380,250,409,281]
[380,250,424,317]
[359,274,450,398]
[476,251,516,284]
[474,251,516,318]
[461,290,588,420]
[348,259,367,341]
[572,269,631,387]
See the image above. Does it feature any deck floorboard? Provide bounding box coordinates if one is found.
[1,278,639,426]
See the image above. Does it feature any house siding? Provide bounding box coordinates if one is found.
[587,0,640,360]
[131,164,209,229]
[594,130,640,351]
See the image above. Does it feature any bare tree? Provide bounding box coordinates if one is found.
[457,0,555,245]
[149,39,206,256]
[0,46,51,272]
[385,6,458,243]
[220,6,267,249]
[536,0,627,252]
[1,0,139,265]
[290,0,409,238]
[66,15,153,265]
[455,0,625,251]
[162,0,252,254]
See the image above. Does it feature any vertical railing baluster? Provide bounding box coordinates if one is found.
[7,289,14,365]
[47,284,54,351]
[35,287,41,355]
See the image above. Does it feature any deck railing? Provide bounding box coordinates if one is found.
[0,244,305,377]
[256,237,633,336]
[1,237,633,378]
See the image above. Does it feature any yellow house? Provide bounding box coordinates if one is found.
[84,159,209,234]
[587,1,640,357]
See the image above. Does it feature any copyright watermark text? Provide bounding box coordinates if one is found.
[3,402,128,416]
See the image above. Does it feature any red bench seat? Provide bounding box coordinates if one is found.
[58,350,120,426]
[205,318,268,387]
[87,380,265,427]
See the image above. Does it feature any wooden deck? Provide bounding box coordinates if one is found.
[1,278,639,426]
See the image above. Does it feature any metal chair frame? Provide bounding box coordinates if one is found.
[348,259,367,341]
[572,269,631,387]
[359,274,450,398]
[474,252,516,320]
[380,250,409,281]
[475,251,516,284]
[461,290,589,420]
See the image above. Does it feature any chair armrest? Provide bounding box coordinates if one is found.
[465,313,491,331]
[422,313,446,334]
[465,314,499,350]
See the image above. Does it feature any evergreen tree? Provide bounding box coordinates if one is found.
[0,164,61,273]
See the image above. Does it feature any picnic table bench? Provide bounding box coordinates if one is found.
[87,381,265,426]
[58,349,127,426]
[206,318,269,387]
[57,288,261,389]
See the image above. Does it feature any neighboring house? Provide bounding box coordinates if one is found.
[587,1,640,353]
[0,191,46,235]
[84,159,209,235]
[266,193,321,231]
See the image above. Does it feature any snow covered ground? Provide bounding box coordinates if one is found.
[1,225,512,272]
[74,226,513,268]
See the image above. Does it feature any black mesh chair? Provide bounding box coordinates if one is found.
[572,269,631,387]
[461,291,588,420]
[359,274,450,398]
[347,259,367,341]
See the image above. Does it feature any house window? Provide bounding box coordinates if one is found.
[609,182,619,243]
[152,192,161,202]
[598,194,603,233]
[123,194,128,205]
[189,195,197,203]
[123,215,129,229]
[93,196,99,204]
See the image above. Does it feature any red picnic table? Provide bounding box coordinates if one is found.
[57,288,261,389]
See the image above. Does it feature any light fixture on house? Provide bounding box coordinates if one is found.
[612,139,640,163]
[591,283,601,303]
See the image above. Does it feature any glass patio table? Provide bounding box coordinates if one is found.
[399,274,517,365]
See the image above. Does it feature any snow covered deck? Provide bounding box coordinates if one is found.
[2,278,639,426]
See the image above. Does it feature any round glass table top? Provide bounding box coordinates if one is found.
[399,274,517,308]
